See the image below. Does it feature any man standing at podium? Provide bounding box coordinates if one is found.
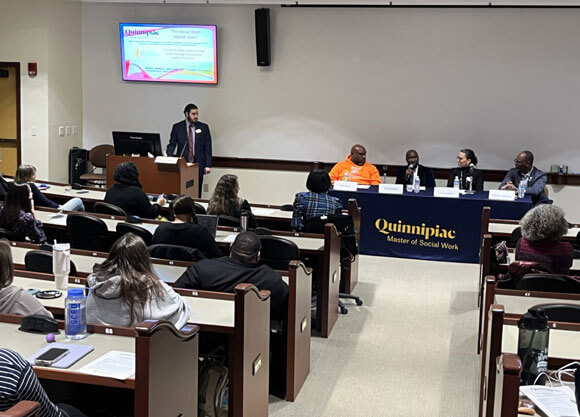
[167,103,213,196]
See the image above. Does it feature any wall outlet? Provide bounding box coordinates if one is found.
[203,184,209,193]
[58,126,64,136]
[72,125,78,135]
[65,126,71,136]
[31,126,37,136]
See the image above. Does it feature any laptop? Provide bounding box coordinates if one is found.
[197,214,219,239]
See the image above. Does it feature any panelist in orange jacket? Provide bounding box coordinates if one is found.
[329,144,381,185]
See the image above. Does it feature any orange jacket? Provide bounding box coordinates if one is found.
[329,156,381,185]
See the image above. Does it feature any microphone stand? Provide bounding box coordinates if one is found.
[464,166,476,194]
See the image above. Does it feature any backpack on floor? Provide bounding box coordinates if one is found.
[198,347,229,417]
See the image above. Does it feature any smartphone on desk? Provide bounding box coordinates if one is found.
[35,348,70,366]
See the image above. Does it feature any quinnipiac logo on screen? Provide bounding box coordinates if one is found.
[375,219,459,250]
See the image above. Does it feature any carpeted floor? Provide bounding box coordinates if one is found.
[269,255,481,417]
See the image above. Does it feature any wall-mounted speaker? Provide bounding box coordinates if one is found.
[255,8,271,67]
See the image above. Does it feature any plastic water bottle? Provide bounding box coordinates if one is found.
[453,176,460,189]
[413,175,420,193]
[65,288,87,340]
[518,178,528,199]
[343,171,349,182]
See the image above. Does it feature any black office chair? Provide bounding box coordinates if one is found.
[532,303,580,323]
[515,273,580,293]
[218,215,241,227]
[116,223,153,246]
[148,244,206,262]
[194,202,207,215]
[24,250,78,276]
[253,227,273,236]
[94,202,127,217]
[304,214,363,313]
[259,236,300,270]
[0,227,18,241]
[510,226,522,248]
[66,213,112,252]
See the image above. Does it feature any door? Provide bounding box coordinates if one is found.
[0,62,21,177]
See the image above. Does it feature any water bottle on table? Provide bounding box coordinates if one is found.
[517,178,528,199]
[52,242,70,290]
[453,176,460,189]
[65,288,87,340]
[413,175,420,193]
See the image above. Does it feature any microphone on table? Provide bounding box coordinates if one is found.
[405,164,415,183]
[469,163,475,176]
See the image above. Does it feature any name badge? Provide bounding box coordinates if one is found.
[378,184,403,195]
[195,128,202,133]
[433,187,460,199]
[488,190,516,201]
[333,181,358,192]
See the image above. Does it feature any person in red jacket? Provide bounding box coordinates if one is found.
[329,144,381,185]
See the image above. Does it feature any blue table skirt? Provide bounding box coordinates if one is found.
[330,187,532,263]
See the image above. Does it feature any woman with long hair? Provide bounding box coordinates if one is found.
[104,162,166,219]
[0,183,46,243]
[151,196,222,258]
[207,174,257,228]
[0,239,52,317]
[446,148,484,191]
[15,164,85,212]
[86,233,190,328]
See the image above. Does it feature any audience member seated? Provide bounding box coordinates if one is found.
[515,204,573,275]
[499,150,549,206]
[104,162,166,219]
[174,231,288,321]
[0,348,87,417]
[86,233,191,329]
[446,148,484,191]
[15,164,85,212]
[329,144,381,185]
[395,149,436,188]
[0,240,52,317]
[207,174,258,228]
[151,196,222,258]
[291,169,343,232]
[0,183,46,243]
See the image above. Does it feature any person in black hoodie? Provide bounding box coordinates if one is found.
[104,162,165,219]
[446,148,484,191]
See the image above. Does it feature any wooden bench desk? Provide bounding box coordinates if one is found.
[0,314,199,417]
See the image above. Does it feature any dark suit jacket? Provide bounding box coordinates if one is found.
[499,167,549,206]
[395,164,436,188]
[166,120,212,170]
[174,256,289,320]
[446,167,484,191]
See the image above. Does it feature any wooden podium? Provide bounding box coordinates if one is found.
[106,155,199,198]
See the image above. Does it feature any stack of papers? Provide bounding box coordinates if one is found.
[78,350,135,380]
[520,385,579,417]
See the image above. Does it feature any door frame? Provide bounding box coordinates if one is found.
[0,61,21,168]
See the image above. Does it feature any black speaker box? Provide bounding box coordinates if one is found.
[255,8,271,67]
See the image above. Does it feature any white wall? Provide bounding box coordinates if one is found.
[0,0,82,182]
[83,4,580,172]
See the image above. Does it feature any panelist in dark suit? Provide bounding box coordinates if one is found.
[166,103,213,195]
[395,150,436,188]
[446,148,484,191]
[499,150,550,206]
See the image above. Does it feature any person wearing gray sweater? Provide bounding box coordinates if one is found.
[86,233,190,329]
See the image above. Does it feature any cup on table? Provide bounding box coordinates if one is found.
[64,185,72,193]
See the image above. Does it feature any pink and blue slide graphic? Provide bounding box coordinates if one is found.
[120,23,218,84]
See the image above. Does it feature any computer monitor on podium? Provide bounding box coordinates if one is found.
[112,131,163,157]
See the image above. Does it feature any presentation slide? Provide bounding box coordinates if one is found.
[120,23,217,84]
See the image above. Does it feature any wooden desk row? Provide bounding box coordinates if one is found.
[479,304,580,417]
[12,257,312,404]
[0,313,200,417]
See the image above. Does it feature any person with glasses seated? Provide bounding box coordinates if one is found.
[15,165,85,212]
[291,169,343,232]
[0,240,52,317]
[446,148,484,191]
[499,150,549,206]
[0,183,46,243]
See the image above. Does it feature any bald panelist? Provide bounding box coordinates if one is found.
[395,149,436,188]
[329,144,381,185]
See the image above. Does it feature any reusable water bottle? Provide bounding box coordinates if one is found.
[453,176,460,189]
[65,288,87,340]
[517,307,549,385]
[52,242,70,290]
[240,210,249,232]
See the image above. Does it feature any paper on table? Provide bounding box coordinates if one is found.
[222,234,237,243]
[357,185,371,190]
[520,385,579,417]
[77,350,135,380]
[252,208,277,216]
